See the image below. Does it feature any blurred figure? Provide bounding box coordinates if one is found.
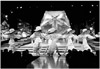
[65,28,77,50]
[78,29,96,52]
[46,33,62,56]
[29,26,43,55]
[33,36,42,55]
[30,26,42,43]
[31,32,42,55]
[8,28,16,51]
[1,21,10,41]
[47,36,57,56]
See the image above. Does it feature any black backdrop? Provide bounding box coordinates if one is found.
[1,1,99,35]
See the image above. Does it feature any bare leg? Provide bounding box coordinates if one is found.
[36,43,41,56]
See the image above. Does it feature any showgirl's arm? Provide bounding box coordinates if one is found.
[95,34,100,38]
[30,33,35,38]
[87,34,96,39]
[88,42,100,51]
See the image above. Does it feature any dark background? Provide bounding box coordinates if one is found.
[1,1,99,34]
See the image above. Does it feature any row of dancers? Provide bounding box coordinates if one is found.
[28,28,99,55]
[1,27,99,55]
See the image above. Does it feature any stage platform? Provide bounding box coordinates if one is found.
[16,43,84,56]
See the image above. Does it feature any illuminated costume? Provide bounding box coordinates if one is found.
[8,28,16,51]
[61,28,78,51]
[33,36,42,55]
[78,29,96,52]
[30,26,43,55]
[47,34,58,56]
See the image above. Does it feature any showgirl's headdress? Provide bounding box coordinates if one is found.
[34,26,41,31]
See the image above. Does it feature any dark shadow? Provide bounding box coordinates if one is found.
[1,49,39,68]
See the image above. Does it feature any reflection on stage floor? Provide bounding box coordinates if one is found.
[27,56,69,69]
